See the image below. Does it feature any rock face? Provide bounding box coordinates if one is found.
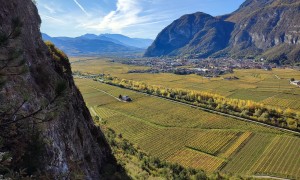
[145,0,300,63]
[0,0,114,179]
[144,12,234,58]
[225,0,300,63]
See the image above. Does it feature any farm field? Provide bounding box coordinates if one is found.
[75,78,300,178]
[222,134,274,175]
[251,136,300,179]
[71,57,300,110]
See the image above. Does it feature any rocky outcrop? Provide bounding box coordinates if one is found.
[0,0,115,179]
[145,0,300,64]
[224,0,300,63]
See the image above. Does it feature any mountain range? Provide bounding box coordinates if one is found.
[145,0,300,64]
[42,33,153,56]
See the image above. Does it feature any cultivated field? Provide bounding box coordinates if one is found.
[72,57,300,110]
[75,78,300,178]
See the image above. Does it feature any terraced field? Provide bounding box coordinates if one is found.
[75,78,300,178]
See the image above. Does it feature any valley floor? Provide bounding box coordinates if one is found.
[75,78,300,179]
[71,57,300,111]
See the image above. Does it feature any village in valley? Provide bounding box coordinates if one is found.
[73,57,300,89]
[113,57,279,77]
[111,57,300,80]
[71,55,300,179]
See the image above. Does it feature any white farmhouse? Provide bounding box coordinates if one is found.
[290,80,300,87]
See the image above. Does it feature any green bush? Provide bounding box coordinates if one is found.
[45,41,71,75]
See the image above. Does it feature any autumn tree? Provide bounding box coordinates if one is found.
[102,76,300,131]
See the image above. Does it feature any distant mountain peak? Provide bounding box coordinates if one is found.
[145,0,300,64]
[99,34,153,48]
[43,33,153,50]
[41,33,144,56]
[144,12,234,58]
[80,33,99,39]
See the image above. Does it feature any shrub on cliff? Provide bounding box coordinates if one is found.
[45,41,72,75]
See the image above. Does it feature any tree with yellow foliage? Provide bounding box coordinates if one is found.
[103,76,300,132]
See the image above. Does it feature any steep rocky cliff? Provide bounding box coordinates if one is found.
[224,0,300,63]
[0,0,116,179]
[145,0,300,64]
[144,12,234,58]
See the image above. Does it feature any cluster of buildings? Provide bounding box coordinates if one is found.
[120,57,276,77]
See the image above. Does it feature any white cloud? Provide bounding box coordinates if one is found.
[41,14,65,23]
[43,4,56,14]
[80,0,148,33]
[73,0,89,16]
[38,0,177,38]
[37,0,246,38]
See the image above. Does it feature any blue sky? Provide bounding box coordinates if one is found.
[36,0,245,39]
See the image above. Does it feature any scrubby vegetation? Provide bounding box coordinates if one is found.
[262,44,300,65]
[45,41,72,75]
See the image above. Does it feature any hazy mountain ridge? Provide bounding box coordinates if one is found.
[99,34,153,48]
[78,33,126,46]
[77,33,153,48]
[42,33,147,56]
[145,0,300,64]
[42,33,153,56]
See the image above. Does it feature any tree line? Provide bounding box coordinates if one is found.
[101,76,299,132]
